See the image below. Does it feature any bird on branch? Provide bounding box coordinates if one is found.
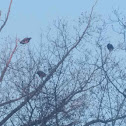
[37,71,46,78]
[20,37,31,44]
[107,43,114,52]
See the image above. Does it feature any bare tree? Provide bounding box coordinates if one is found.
[1,1,126,126]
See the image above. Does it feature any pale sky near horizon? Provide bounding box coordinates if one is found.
[0,0,126,45]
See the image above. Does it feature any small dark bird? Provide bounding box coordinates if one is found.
[37,71,46,78]
[20,37,31,44]
[107,43,114,52]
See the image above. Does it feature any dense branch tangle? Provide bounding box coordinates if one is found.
[0,2,95,126]
[2,0,126,126]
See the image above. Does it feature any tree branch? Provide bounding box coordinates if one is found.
[0,0,12,32]
[84,115,126,126]
[0,38,18,82]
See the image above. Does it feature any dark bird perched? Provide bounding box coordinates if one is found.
[20,37,31,44]
[37,71,46,78]
[107,43,114,52]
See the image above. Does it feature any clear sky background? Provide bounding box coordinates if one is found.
[0,0,126,45]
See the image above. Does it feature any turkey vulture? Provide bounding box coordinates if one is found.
[20,37,31,44]
[37,71,46,78]
[107,43,114,51]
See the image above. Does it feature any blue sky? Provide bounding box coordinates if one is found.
[0,0,126,44]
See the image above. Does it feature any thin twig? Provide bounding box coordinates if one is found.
[0,38,18,82]
[0,0,12,32]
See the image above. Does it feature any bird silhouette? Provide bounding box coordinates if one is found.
[107,43,114,52]
[20,37,31,44]
[37,71,46,78]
